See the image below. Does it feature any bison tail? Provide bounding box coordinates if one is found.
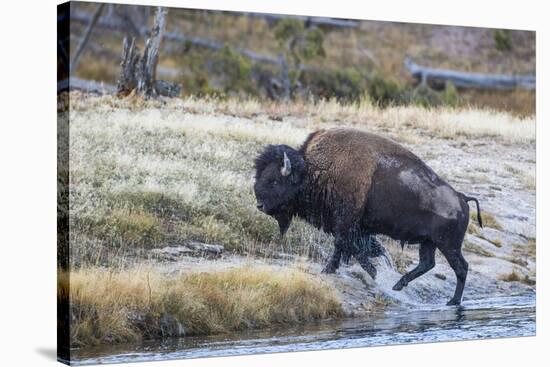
[463,195,483,228]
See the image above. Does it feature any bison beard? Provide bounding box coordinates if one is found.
[254,128,482,306]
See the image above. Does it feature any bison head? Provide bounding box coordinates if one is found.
[254,145,306,236]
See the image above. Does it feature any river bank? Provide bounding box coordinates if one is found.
[69,293,535,365]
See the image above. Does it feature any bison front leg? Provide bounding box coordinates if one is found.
[323,212,365,275]
[321,246,342,274]
[354,250,378,279]
[354,234,390,279]
[322,231,349,274]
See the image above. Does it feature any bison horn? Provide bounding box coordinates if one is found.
[281,152,292,176]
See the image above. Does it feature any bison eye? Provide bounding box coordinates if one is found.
[272,180,278,186]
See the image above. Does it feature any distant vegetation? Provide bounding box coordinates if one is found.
[494,29,513,52]
[70,3,536,116]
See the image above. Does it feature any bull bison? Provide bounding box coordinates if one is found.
[253,128,482,306]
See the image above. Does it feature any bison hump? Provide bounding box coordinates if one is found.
[303,128,399,215]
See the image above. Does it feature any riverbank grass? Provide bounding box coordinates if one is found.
[61,265,343,347]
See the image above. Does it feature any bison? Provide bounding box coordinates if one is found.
[253,128,482,306]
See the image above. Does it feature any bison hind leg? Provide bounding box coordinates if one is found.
[439,246,469,306]
[392,242,436,291]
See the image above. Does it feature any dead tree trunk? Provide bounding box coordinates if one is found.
[116,7,181,98]
[117,37,140,95]
[137,7,166,97]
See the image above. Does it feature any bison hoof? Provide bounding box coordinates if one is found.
[392,280,407,291]
[446,298,461,306]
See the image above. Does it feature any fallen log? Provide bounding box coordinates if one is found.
[404,58,535,91]
[57,77,116,94]
[163,31,280,65]
[217,10,359,28]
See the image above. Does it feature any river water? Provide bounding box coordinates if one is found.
[70,293,535,365]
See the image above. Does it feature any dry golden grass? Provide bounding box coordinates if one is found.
[463,239,495,258]
[526,238,536,258]
[508,256,528,267]
[460,89,535,118]
[470,210,503,231]
[61,265,343,347]
[498,270,535,285]
[488,238,503,248]
[499,270,522,282]
[70,92,535,142]
[522,171,536,191]
[505,164,536,191]
[361,294,393,313]
[467,222,481,236]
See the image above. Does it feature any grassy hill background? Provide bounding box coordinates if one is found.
[70,3,535,116]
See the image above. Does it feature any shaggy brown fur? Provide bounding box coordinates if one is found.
[301,128,417,223]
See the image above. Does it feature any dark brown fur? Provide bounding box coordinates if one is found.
[301,128,417,223]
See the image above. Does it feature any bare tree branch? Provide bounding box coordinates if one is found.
[70,4,105,74]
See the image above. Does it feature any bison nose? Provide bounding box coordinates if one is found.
[256,203,264,212]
